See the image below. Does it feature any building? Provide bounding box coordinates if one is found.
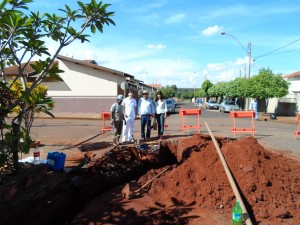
[268,71,300,116]
[3,55,156,114]
[147,83,162,91]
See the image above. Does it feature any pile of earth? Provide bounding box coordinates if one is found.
[1,134,299,225]
[71,134,300,225]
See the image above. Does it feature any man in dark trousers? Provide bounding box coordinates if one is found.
[110,95,125,146]
[137,90,155,141]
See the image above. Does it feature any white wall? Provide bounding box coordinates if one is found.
[47,60,125,97]
[267,98,278,113]
[288,79,300,94]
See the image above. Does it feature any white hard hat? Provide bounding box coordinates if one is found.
[117,94,124,100]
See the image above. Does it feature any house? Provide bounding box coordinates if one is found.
[3,55,156,114]
[147,83,162,91]
[267,71,300,116]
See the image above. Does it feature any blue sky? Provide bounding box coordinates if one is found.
[31,0,300,88]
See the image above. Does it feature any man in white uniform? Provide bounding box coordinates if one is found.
[122,91,137,143]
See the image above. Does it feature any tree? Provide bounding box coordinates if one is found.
[10,80,54,134]
[160,85,177,99]
[0,0,115,170]
[208,82,227,100]
[201,79,213,97]
[225,77,249,109]
[195,88,205,98]
[246,68,289,110]
[180,89,194,100]
[226,77,248,98]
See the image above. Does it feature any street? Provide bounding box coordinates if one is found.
[29,102,300,160]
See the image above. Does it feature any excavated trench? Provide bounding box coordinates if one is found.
[1,134,300,225]
[0,140,182,225]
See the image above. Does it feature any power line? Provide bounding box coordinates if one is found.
[253,38,300,61]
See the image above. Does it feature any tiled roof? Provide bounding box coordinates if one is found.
[147,83,162,88]
[284,71,300,78]
[2,55,136,80]
[3,61,59,76]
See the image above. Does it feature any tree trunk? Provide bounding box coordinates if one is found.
[11,106,25,169]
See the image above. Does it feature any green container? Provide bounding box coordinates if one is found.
[232,200,243,225]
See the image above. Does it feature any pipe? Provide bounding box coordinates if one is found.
[205,122,253,225]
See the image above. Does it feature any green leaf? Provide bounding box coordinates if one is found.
[90,24,96,34]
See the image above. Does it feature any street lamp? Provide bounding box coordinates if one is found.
[221,32,252,110]
[221,32,252,79]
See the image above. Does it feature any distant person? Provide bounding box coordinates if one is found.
[137,90,155,141]
[154,91,167,140]
[198,98,203,108]
[250,98,258,120]
[110,95,125,146]
[122,91,137,143]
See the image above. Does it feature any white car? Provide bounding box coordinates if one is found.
[219,100,239,112]
[205,99,219,109]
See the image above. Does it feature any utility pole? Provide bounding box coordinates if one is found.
[248,42,251,79]
[193,72,196,100]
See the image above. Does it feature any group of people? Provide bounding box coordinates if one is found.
[192,97,203,108]
[110,90,167,146]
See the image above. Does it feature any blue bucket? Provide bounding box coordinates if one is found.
[137,144,149,150]
[47,152,66,171]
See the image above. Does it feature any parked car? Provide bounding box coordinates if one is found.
[171,98,177,108]
[219,100,239,112]
[166,99,175,113]
[205,99,219,109]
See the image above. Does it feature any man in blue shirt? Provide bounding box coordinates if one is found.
[138,90,155,141]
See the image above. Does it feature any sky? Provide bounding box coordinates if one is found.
[30,0,300,88]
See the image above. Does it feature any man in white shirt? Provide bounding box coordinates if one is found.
[250,98,258,120]
[122,91,137,143]
[137,90,155,140]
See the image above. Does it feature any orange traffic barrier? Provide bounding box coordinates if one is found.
[179,108,201,133]
[100,111,113,134]
[294,114,300,139]
[164,120,168,130]
[229,111,256,137]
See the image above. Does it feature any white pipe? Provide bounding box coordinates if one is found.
[205,122,253,225]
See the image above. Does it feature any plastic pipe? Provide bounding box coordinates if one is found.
[205,122,253,225]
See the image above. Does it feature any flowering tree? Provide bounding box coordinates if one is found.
[0,0,115,171]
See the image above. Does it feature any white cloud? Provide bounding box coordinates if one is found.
[147,44,166,50]
[41,36,253,88]
[201,25,223,36]
[235,57,248,65]
[164,13,186,24]
[207,63,226,71]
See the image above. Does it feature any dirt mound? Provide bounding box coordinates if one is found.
[145,134,300,224]
[2,134,300,225]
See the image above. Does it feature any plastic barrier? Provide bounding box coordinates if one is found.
[101,111,113,134]
[164,120,168,130]
[294,114,300,139]
[179,108,201,133]
[229,111,256,137]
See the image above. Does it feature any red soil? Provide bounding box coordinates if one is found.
[72,134,300,225]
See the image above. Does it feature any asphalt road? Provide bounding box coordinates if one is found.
[29,102,300,159]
